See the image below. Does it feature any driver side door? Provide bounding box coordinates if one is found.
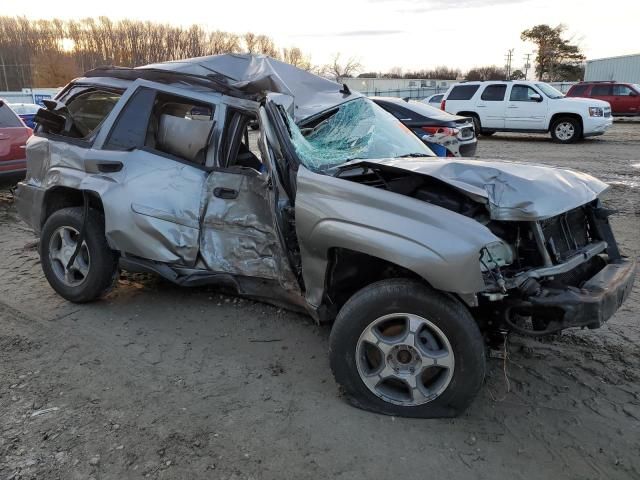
[198,103,300,290]
[505,84,548,130]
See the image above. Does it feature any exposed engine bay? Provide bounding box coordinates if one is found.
[335,163,634,336]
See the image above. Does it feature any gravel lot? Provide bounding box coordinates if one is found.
[1,123,639,480]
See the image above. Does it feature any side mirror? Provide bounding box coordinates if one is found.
[531,93,543,102]
[629,91,638,97]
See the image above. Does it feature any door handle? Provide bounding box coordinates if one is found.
[507,105,519,109]
[85,159,124,174]
[213,187,238,199]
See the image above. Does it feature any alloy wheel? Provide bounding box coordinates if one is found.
[356,313,455,406]
[48,226,91,287]
[555,121,575,141]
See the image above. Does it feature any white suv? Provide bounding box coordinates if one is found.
[441,81,613,143]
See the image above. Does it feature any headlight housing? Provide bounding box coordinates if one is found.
[479,241,513,272]
[589,107,604,117]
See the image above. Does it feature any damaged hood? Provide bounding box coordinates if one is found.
[140,54,361,122]
[351,158,609,221]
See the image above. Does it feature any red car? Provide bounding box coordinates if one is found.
[0,100,33,181]
[566,81,640,116]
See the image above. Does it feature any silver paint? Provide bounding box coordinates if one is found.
[342,157,608,221]
[294,165,500,307]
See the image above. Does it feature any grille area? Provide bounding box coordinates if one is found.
[540,207,592,263]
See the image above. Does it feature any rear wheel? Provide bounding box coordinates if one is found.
[470,115,495,137]
[551,116,582,143]
[329,279,486,418]
[40,207,118,302]
[470,115,481,136]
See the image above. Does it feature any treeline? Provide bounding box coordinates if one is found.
[356,66,522,81]
[0,16,311,90]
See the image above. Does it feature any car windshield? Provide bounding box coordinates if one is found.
[536,83,564,99]
[286,97,435,171]
[633,84,640,93]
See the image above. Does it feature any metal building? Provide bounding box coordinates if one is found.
[340,77,457,99]
[584,54,640,83]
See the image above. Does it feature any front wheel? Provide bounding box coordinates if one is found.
[329,279,486,418]
[40,207,118,302]
[551,117,582,143]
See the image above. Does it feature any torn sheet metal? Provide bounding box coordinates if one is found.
[346,158,609,221]
[140,54,360,122]
[200,170,299,292]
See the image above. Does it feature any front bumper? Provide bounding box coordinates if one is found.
[458,139,477,157]
[583,116,613,137]
[14,181,45,234]
[526,258,636,330]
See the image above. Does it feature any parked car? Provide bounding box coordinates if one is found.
[441,81,612,143]
[0,100,33,181]
[8,103,41,129]
[566,81,640,116]
[422,93,444,108]
[372,96,477,156]
[16,55,635,418]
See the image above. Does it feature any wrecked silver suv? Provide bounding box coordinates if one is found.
[16,55,636,418]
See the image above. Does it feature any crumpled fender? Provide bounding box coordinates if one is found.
[295,166,500,307]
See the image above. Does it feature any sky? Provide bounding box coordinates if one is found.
[4,0,640,73]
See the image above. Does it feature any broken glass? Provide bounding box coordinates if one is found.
[287,98,435,171]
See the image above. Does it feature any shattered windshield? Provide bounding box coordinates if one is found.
[286,97,435,171]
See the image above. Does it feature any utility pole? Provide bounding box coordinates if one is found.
[504,49,514,80]
[0,51,9,91]
[523,53,532,80]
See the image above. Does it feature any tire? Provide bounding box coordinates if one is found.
[550,116,582,143]
[39,207,118,303]
[329,278,485,418]
[470,115,481,136]
[469,115,494,137]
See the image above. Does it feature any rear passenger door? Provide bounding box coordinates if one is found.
[91,81,219,266]
[505,84,547,130]
[590,84,614,109]
[475,84,507,129]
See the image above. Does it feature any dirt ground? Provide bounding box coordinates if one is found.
[1,123,639,480]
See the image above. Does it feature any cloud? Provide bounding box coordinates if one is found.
[297,29,404,37]
[368,0,528,12]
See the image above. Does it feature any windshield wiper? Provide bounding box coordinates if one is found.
[396,153,432,158]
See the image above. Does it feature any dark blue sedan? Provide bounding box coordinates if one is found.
[8,103,41,129]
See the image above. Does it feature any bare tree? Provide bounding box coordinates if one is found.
[282,47,311,70]
[0,15,312,89]
[322,53,362,80]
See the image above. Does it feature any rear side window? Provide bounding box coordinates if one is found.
[481,85,507,101]
[591,85,612,96]
[66,90,121,137]
[105,87,215,166]
[0,104,23,127]
[568,85,589,96]
[36,87,122,140]
[447,85,480,100]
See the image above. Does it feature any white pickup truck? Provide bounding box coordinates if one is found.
[441,81,613,143]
